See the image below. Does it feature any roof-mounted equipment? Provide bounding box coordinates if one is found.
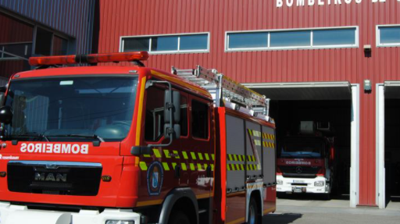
[172,65,273,122]
[29,51,149,66]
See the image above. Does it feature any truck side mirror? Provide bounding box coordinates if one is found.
[164,124,181,139]
[164,90,180,123]
[0,106,13,125]
[0,86,6,106]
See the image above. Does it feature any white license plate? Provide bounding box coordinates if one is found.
[293,187,305,193]
[293,180,305,183]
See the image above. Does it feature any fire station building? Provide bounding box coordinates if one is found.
[0,0,97,81]
[96,0,400,208]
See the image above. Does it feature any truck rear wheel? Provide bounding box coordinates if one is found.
[169,210,191,224]
[247,198,259,224]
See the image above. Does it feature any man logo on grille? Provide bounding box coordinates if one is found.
[296,166,303,174]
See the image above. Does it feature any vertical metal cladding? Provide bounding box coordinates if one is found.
[102,0,400,206]
[0,0,96,54]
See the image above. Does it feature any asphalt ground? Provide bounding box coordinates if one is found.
[263,197,400,224]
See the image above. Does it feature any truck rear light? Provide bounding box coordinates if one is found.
[29,51,149,66]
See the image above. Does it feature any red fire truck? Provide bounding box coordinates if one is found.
[276,121,336,199]
[0,52,276,224]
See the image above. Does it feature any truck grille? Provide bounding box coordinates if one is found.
[279,166,321,178]
[7,161,102,196]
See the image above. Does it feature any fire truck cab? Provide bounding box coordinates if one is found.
[0,52,276,224]
[276,121,335,198]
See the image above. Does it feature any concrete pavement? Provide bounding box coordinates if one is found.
[263,198,400,224]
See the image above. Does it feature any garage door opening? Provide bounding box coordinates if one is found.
[376,82,400,209]
[246,82,360,207]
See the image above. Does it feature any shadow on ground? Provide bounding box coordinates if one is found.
[277,192,349,201]
[263,213,302,224]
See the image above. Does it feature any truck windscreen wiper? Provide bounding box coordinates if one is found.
[8,133,50,142]
[47,134,105,142]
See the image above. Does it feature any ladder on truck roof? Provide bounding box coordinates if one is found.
[172,65,272,122]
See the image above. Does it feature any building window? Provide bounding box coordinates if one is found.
[0,43,32,59]
[377,25,400,47]
[226,27,358,51]
[121,33,209,54]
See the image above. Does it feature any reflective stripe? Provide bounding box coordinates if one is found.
[236,164,240,170]
[231,164,236,171]
[162,162,170,171]
[240,164,245,171]
[173,150,180,159]
[143,154,151,158]
[228,154,233,161]
[190,152,197,160]
[211,154,215,161]
[172,162,177,169]
[204,153,210,161]
[233,154,238,161]
[238,155,243,162]
[182,151,189,159]
[139,162,147,171]
[210,164,214,171]
[248,129,253,136]
[153,149,162,158]
[227,164,231,171]
[181,163,187,171]
[197,164,203,170]
[164,149,171,158]
[198,153,204,160]
[190,163,196,170]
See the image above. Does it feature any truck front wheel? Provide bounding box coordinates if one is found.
[169,210,191,224]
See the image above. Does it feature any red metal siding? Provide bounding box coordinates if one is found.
[97,0,400,206]
[0,12,33,43]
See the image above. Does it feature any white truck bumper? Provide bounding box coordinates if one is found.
[276,175,330,194]
[0,202,141,224]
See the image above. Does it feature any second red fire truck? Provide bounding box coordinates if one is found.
[0,52,276,224]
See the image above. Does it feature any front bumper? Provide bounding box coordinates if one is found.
[276,175,330,194]
[0,202,140,224]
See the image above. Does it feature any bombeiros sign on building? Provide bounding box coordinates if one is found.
[276,0,398,8]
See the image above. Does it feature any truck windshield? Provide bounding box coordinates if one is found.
[3,76,138,142]
[279,138,325,158]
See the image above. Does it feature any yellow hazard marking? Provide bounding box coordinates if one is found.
[153,149,162,158]
[204,153,210,161]
[173,150,180,159]
[139,161,147,171]
[163,149,171,158]
[182,151,189,159]
[240,164,245,171]
[210,164,214,171]
[190,163,196,170]
[252,156,256,161]
[181,163,187,171]
[238,155,243,162]
[197,164,203,170]
[198,153,204,160]
[236,164,240,170]
[143,154,151,158]
[233,154,238,161]
[172,162,177,169]
[228,154,233,161]
[190,152,197,160]
[227,164,231,171]
[248,129,253,136]
[211,154,215,161]
[162,162,170,171]
[247,155,252,161]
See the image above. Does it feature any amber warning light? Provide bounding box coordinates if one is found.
[29,51,149,66]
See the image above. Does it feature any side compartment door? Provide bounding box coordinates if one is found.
[262,125,277,215]
[225,114,246,223]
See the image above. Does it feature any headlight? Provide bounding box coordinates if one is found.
[314,181,324,186]
[277,179,283,185]
[106,221,134,224]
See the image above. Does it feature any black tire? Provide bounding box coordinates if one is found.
[247,198,260,224]
[169,210,191,224]
[322,193,331,200]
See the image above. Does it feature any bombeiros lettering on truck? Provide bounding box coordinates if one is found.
[20,143,89,154]
[0,52,276,224]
